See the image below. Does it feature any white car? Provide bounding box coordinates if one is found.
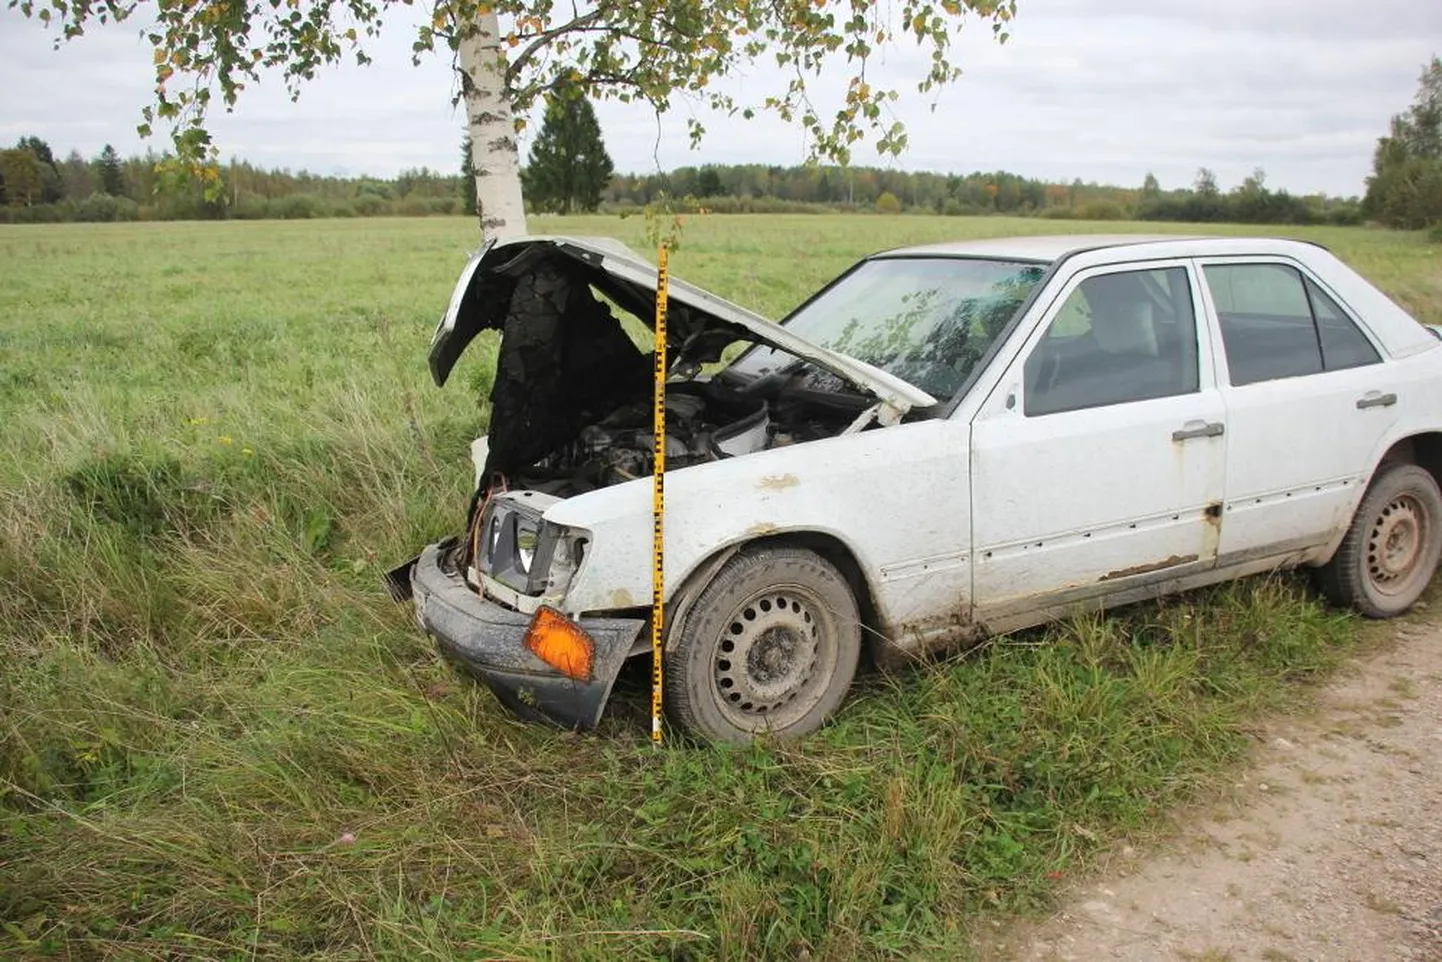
[389,234,1442,743]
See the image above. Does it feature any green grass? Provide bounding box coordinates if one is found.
[1,214,1438,960]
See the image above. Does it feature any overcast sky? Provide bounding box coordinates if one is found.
[2,1,1438,197]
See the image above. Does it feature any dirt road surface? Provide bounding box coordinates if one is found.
[995,622,1442,962]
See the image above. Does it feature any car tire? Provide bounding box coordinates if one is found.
[665,546,861,744]
[1316,462,1442,618]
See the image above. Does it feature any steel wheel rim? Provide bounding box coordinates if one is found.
[712,583,831,729]
[1366,493,1429,595]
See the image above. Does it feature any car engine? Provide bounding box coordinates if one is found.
[510,374,867,497]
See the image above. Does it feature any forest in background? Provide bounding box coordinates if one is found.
[0,137,1367,228]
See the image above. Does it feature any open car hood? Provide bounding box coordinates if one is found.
[428,235,936,414]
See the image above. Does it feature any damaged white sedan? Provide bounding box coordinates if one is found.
[389,234,1442,743]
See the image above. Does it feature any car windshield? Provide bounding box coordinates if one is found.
[729,256,1048,399]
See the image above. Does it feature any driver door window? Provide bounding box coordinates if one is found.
[1024,267,1200,416]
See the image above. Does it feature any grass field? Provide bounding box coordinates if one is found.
[2,214,1439,960]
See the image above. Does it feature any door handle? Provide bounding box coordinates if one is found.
[1172,421,1225,442]
[1356,391,1397,410]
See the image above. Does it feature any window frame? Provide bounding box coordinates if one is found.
[1304,275,1385,373]
[1195,255,1386,388]
[1018,260,1210,418]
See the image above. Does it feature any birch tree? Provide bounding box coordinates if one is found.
[11,0,1019,240]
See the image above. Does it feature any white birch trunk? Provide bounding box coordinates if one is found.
[458,11,527,240]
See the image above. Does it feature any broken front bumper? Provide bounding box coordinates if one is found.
[397,541,645,730]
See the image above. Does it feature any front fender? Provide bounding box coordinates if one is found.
[541,419,969,632]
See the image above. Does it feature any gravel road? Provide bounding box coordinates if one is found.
[991,621,1442,962]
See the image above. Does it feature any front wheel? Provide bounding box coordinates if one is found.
[1316,463,1442,618]
[665,546,861,744]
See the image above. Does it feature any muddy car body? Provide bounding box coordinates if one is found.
[392,234,1442,742]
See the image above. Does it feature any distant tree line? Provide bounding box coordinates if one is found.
[0,137,1366,229]
[600,163,1365,226]
[0,137,468,224]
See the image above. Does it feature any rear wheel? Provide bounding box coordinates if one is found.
[1317,463,1442,618]
[665,546,861,744]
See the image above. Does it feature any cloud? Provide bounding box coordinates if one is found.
[1,0,1437,195]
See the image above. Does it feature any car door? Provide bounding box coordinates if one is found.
[969,261,1227,623]
[1197,258,1398,563]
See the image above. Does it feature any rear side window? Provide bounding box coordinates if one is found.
[1204,264,1380,386]
[1308,278,1382,371]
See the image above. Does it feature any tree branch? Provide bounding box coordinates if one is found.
[505,8,604,87]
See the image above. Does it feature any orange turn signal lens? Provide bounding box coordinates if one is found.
[523,606,595,682]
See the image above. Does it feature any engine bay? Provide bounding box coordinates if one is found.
[513,373,870,497]
[473,252,876,500]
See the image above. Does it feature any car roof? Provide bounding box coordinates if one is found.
[878,234,1322,263]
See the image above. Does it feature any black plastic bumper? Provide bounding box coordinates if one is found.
[403,541,644,730]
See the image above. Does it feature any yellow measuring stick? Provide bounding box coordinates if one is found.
[650,244,669,744]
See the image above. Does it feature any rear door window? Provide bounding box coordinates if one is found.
[1204,264,1380,386]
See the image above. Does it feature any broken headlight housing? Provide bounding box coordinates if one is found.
[472,492,587,599]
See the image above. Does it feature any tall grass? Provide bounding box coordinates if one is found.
[1,215,1436,958]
